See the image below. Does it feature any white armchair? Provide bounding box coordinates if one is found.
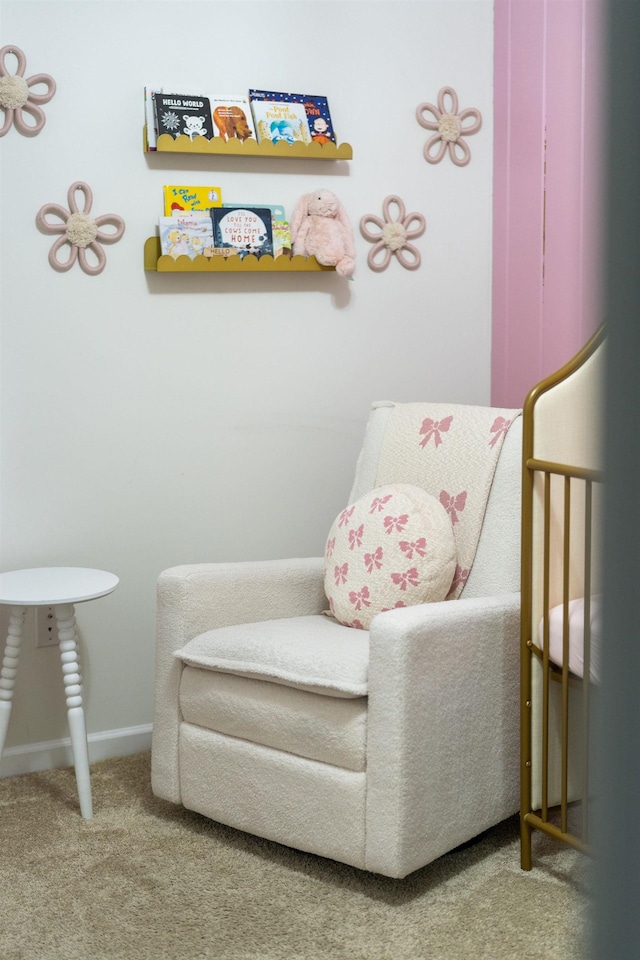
[152,401,522,878]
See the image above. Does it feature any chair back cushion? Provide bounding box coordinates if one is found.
[348,402,522,598]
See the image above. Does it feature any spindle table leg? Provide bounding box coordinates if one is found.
[0,606,26,757]
[55,603,93,819]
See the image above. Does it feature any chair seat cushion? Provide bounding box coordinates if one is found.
[175,614,369,698]
[179,668,367,770]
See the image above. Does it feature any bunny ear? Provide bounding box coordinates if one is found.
[335,199,356,257]
[290,193,311,243]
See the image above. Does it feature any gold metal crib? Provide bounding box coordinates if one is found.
[520,326,606,869]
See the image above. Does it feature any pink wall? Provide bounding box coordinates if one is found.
[492,0,605,407]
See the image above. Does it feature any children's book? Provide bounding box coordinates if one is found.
[159,214,214,259]
[249,90,336,144]
[209,95,257,142]
[223,203,289,258]
[210,206,274,258]
[154,93,214,141]
[272,220,292,258]
[144,86,162,150]
[164,185,223,216]
[249,99,312,145]
[223,203,284,220]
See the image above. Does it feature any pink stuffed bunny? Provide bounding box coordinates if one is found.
[289,189,355,277]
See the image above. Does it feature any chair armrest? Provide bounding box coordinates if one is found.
[157,557,327,646]
[152,557,326,803]
[365,592,521,877]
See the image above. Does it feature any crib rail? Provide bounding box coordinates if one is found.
[521,458,602,867]
[519,325,605,871]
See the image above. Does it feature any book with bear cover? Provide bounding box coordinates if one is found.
[248,89,336,144]
[159,213,214,259]
[210,95,257,142]
[210,206,273,258]
[154,93,214,141]
[249,98,312,146]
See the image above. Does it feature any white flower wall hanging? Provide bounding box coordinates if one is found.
[36,182,126,276]
[416,86,482,167]
[359,196,426,272]
[0,45,56,137]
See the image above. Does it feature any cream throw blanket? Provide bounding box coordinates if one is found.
[375,403,521,599]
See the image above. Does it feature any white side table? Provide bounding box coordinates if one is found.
[0,567,119,818]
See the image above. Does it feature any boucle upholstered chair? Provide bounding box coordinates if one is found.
[152,400,523,879]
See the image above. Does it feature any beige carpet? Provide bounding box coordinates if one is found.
[0,752,589,960]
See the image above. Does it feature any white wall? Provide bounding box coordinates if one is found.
[0,0,494,761]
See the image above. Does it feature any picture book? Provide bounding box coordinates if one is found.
[249,89,336,144]
[209,95,257,142]
[223,203,289,258]
[144,86,162,150]
[272,220,292,258]
[210,206,274,258]
[249,99,312,146]
[154,93,214,141]
[159,214,214,259]
[164,185,223,216]
[222,203,285,221]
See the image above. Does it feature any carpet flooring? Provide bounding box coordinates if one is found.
[0,752,590,959]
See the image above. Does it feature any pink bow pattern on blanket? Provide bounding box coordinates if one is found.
[419,415,453,448]
[375,402,521,599]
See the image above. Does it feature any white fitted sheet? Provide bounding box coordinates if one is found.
[539,595,602,682]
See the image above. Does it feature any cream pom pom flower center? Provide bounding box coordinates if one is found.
[382,221,408,251]
[66,212,99,247]
[439,113,461,143]
[0,74,28,109]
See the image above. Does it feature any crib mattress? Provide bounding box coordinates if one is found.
[539,596,602,683]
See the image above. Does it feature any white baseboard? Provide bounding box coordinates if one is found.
[0,723,153,778]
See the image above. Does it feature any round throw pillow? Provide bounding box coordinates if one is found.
[324,483,457,629]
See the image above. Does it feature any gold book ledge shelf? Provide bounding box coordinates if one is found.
[144,237,335,273]
[148,131,353,160]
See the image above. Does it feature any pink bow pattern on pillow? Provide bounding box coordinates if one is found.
[323,483,458,629]
[364,547,384,573]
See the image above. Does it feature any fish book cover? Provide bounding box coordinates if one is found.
[249,90,336,144]
[249,99,312,145]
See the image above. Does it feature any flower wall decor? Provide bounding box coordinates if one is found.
[416,86,482,167]
[36,182,126,276]
[359,196,426,273]
[0,45,56,137]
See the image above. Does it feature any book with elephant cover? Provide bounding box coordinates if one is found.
[154,93,214,141]
[210,206,274,258]
[210,95,257,142]
[249,89,336,144]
